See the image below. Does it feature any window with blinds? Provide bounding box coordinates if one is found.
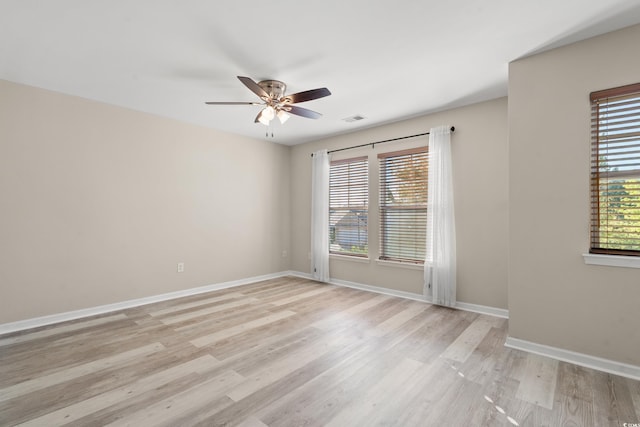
[378,147,428,263]
[590,82,640,256]
[329,156,368,257]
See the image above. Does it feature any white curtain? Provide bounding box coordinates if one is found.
[424,126,457,307]
[311,149,330,282]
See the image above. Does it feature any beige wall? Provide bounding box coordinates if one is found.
[0,80,291,323]
[4,23,638,369]
[290,98,509,309]
[508,24,640,365]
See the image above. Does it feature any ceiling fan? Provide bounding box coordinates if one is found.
[205,76,331,126]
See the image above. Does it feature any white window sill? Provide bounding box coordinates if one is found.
[375,259,424,271]
[582,253,640,269]
[330,254,370,264]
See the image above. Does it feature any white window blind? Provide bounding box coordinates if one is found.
[590,82,640,256]
[329,156,368,257]
[378,147,428,263]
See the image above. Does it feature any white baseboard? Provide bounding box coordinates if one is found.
[9,271,634,380]
[0,271,290,335]
[1,270,508,335]
[455,301,509,319]
[505,336,640,381]
[288,271,509,319]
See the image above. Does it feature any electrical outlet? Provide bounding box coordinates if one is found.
[282,250,287,258]
[177,262,184,273]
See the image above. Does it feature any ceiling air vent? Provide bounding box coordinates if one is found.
[342,114,366,123]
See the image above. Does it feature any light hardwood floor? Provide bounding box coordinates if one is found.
[1,276,639,426]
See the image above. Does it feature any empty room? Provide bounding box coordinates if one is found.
[1,1,640,426]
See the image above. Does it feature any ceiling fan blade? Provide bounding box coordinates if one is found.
[205,101,261,105]
[287,105,323,120]
[238,76,269,99]
[283,87,331,104]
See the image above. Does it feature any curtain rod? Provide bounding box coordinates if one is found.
[311,126,455,157]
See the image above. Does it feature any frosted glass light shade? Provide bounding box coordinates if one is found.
[277,109,290,124]
[258,106,276,125]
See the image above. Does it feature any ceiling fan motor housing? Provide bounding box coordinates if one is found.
[258,80,286,99]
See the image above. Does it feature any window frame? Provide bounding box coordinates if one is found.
[378,147,428,264]
[589,82,640,258]
[329,156,369,258]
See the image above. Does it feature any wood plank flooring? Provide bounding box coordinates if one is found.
[1,276,638,426]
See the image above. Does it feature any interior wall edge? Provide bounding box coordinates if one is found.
[1,269,510,337]
[288,271,509,319]
[505,336,640,381]
[0,271,291,335]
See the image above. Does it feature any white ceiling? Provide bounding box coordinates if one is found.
[2,1,640,145]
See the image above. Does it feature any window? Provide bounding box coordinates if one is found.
[378,147,428,263]
[329,156,368,257]
[590,82,640,256]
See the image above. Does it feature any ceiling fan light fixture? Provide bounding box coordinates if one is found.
[258,106,276,125]
[264,105,275,119]
[277,109,290,124]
